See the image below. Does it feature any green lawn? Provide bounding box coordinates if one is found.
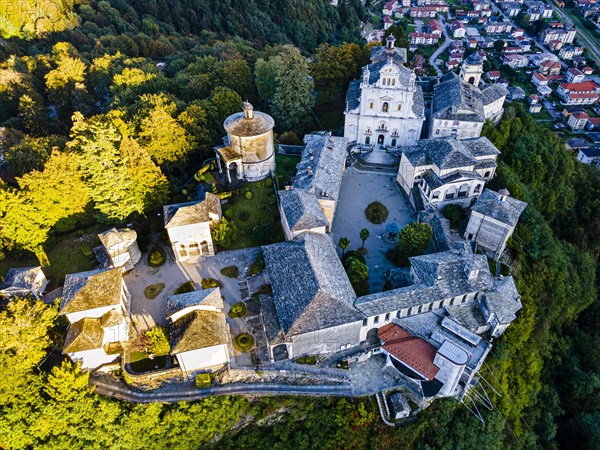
[0,225,103,286]
[129,352,168,373]
[221,181,284,249]
[274,153,301,189]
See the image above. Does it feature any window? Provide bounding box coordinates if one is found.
[474,184,482,193]
[369,101,374,109]
[374,316,379,324]
[382,102,389,112]
[392,79,396,86]
[484,171,491,178]
[432,191,440,199]
[365,136,370,145]
[362,318,367,326]
[467,233,473,240]
[435,129,440,135]
[385,312,390,321]
[397,104,402,111]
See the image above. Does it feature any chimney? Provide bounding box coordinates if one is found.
[497,188,510,202]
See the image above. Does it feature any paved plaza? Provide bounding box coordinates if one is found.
[331,166,416,293]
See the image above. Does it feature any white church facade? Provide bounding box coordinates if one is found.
[344,36,425,148]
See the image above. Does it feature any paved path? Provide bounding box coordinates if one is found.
[429,17,451,76]
[332,167,416,292]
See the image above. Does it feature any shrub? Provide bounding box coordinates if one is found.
[224,209,233,219]
[295,355,317,365]
[245,191,253,200]
[220,265,239,278]
[352,278,370,296]
[201,278,222,289]
[144,283,165,300]
[441,204,467,229]
[145,326,170,356]
[196,373,211,389]
[365,201,389,224]
[81,242,95,258]
[148,246,167,267]
[396,223,432,258]
[257,284,272,295]
[174,281,195,294]
[239,210,250,221]
[342,250,366,266]
[228,302,247,318]
[248,252,265,275]
[345,257,369,283]
[211,217,238,249]
[265,178,273,187]
[233,333,255,352]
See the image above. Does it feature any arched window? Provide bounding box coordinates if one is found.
[397,104,402,111]
[391,138,397,146]
[392,79,396,86]
[369,101,374,109]
[382,102,389,112]
[484,171,491,178]
[365,136,370,145]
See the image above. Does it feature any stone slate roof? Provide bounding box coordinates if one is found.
[59,268,122,315]
[163,193,221,228]
[98,228,137,251]
[223,110,274,137]
[101,309,124,327]
[367,60,416,92]
[413,85,425,117]
[481,276,522,324]
[262,232,362,336]
[445,301,487,332]
[404,137,498,170]
[354,249,493,316]
[166,288,223,319]
[259,293,285,343]
[345,79,362,112]
[279,189,329,232]
[169,309,227,354]
[63,317,104,353]
[481,83,509,106]
[1,266,44,294]
[419,207,472,253]
[370,45,408,64]
[293,133,348,202]
[432,73,485,122]
[471,189,527,227]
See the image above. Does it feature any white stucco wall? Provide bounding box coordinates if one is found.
[430,119,484,140]
[288,321,363,358]
[175,344,229,373]
[167,221,215,260]
[69,348,119,370]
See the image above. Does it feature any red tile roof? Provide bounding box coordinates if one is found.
[378,323,440,380]
[568,92,598,99]
[560,81,599,92]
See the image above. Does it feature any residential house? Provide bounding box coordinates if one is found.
[384,16,394,29]
[429,19,443,36]
[565,67,585,83]
[488,70,501,81]
[164,193,222,262]
[452,20,466,38]
[0,266,48,300]
[167,289,230,373]
[559,46,584,60]
[464,188,527,260]
[542,27,576,45]
[59,268,131,370]
[567,111,590,129]
[502,54,528,68]
[538,60,562,76]
[503,2,522,16]
[532,72,549,87]
[558,81,600,105]
[586,117,600,130]
[397,137,500,208]
[577,147,600,165]
[410,32,441,45]
[485,20,513,34]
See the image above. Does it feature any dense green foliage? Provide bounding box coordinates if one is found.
[365,201,389,224]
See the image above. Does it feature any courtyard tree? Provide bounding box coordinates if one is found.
[397,223,432,258]
[345,257,368,284]
[338,236,350,257]
[359,228,370,249]
[211,217,238,249]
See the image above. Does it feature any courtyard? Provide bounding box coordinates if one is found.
[331,166,416,293]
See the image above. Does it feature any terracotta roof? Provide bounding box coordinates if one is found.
[560,81,598,92]
[568,92,598,99]
[378,323,439,380]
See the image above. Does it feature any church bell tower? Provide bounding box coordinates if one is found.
[460,52,484,86]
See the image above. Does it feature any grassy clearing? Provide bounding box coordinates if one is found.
[274,153,300,189]
[221,181,284,249]
[129,352,168,373]
[0,226,103,286]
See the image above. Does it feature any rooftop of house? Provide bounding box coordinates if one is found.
[166,288,224,319]
[354,249,493,316]
[403,136,500,170]
[432,73,485,122]
[278,189,329,232]
[223,102,274,137]
[482,276,522,325]
[0,266,44,292]
[169,309,227,354]
[98,228,137,251]
[444,301,487,333]
[63,317,104,353]
[378,322,440,380]
[292,133,348,202]
[59,268,122,315]
[560,81,599,91]
[580,146,600,157]
[262,232,362,336]
[481,83,509,105]
[470,188,528,227]
[163,193,221,228]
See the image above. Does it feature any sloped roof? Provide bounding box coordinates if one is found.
[163,193,221,228]
[378,322,440,380]
[169,309,227,354]
[279,189,329,232]
[59,268,122,315]
[404,137,475,169]
[262,233,361,336]
[1,266,43,290]
[101,309,124,327]
[432,72,485,122]
[354,249,493,316]
[481,276,522,324]
[63,318,104,353]
[98,228,137,251]
[223,110,274,137]
[471,188,527,227]
[166,288,223,319]
[481,83,509,106]
[370,45,408,64]
[445,301,487,332]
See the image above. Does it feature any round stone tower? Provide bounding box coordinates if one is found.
[216,102,276,183]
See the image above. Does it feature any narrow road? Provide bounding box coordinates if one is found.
[429,17,452,75]
[90,378,362,403]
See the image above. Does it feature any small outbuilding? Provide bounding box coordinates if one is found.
[0,266,48,300]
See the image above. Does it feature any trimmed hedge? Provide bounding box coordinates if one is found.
[144,283,165,300]
[365,201,389,224]
[201,278,222,289]
[233,333,255,352]
[295,355,317,365]
[228,302,247,318]
[148,246,167,267]
[196,373,211,389]
[220,265,240,278]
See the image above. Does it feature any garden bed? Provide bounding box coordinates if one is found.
[147,246,167,267]
[144,283,165,300]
